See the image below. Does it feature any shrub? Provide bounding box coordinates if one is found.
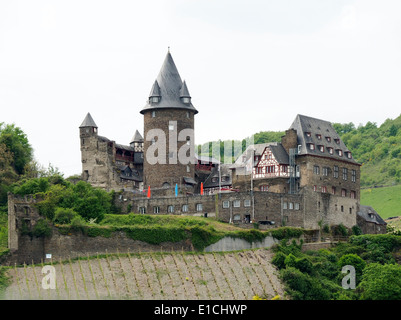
[70,215,86,231]
[53,207,78,224]
[351,225,362,236]
[270,227,304,240]
[74,196,105,222]
[33,219,52,238]
[338,254,366,283]
[280,267,331,300]
[284,253,313,274]
[272,251,287,269]
[333,224,348,237]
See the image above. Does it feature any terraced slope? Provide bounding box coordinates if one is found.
[4,249,283,300]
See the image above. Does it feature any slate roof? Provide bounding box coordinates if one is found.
[140,51,198,114]
[357,205,387,225]
[270,144,289,165]
[79,113,98,128]
[203,164,232,188]
[195,154,220,165]
[130,130,144,144]
[117,165,143,182]
[289,114,358,164]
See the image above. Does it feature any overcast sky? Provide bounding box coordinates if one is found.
[1,0,401,177]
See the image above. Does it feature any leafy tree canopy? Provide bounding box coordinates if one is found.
[0,123,33,175]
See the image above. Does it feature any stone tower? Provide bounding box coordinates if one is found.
[140,51,198,191]
[79,112,111,189]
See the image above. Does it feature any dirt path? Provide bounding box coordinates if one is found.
[3,248,284,300]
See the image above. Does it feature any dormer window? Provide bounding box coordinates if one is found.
[337,149,343,157]
[308,143,315,150]
[345,151,352,159]
[181,97,191,104]
[328,147,334,155]
[325,136,331,142]
[150,96,159,103]
[318,145,324,153]
[316,134,322,140]
[305,132,311,137]
[334,138,340,144]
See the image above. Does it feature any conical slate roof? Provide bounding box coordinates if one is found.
[149,80,161,98]
[140,51,198,114]
[79,112,98,128]
[179,80,191,98]
[130,130,144,143]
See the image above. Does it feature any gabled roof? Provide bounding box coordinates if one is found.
[289,114,358,164]
[140,51,198,114]
[269,144,289,165]
[79,112,98,128]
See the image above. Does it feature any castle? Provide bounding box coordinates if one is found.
[5,51,386,265]
[78,50,386,233]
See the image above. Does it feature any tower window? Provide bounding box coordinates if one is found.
[152,111,156,118]
[151,97,159,103]
[182,97,191,104]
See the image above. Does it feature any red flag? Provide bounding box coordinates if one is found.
[200,182,204,195]
[147,186,151,198]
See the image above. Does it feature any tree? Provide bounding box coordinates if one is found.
[359,263,401,300]
[0,123,33,175]
[389,124,398,137]
[0,143,18,205]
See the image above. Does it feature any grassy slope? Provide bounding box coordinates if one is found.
[360,185,401,219]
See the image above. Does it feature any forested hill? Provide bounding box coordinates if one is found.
[197,114,401,188]
[333,114,401,187]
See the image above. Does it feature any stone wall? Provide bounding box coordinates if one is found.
[125,190,305,228]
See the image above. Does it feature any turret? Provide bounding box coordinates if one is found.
[79,112,98,138]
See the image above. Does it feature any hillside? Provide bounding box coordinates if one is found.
[361,185,401,219]
[3,249,283,300]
